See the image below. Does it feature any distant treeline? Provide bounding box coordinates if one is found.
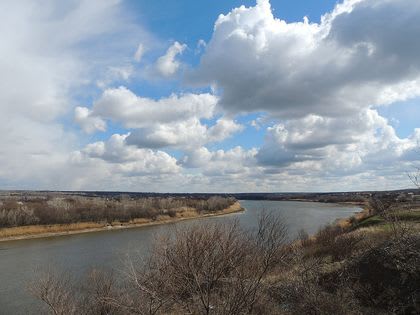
[0,195,236,228]
[232,192,370,203]
[2,188,416,204]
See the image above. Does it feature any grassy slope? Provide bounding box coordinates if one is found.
[265,204,420,314]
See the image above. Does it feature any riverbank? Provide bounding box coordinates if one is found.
[0,201,244,242]
[333,202,369,228]
[268,202,420,314]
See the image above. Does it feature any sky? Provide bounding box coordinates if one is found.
[0,0,420,193]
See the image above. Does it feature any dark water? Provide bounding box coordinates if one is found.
[0,200,360,314]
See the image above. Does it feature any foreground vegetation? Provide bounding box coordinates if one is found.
[30,196,420,314]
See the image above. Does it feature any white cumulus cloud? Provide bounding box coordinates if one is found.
[75,134,181,175]
[192,0,420,118]
[83,86,217,128]
[155,41,187,77]
[74,106,106,134]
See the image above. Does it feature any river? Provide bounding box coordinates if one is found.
[0,200,360,314]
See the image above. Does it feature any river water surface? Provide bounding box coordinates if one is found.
[0,200,360,314]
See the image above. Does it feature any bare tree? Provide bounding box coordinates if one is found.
[80,269,120,315]
[28,269,78,315]
[408,167,420,189]
[30,212,288,314]
[122,212,288,315]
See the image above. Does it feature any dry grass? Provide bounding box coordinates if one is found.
[130,218,151,225]
[0,222,105,238]
[176,208,198,218]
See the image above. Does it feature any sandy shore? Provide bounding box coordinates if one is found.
[0,202,244,242]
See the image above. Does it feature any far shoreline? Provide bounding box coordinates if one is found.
[0,202,244,243]
[0,200,365,243]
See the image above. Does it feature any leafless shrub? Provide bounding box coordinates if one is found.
[307,224,362,261]
[29,268,125,315]
[348,215,357,226]
[80,269,121,315]
[315,224,343,247]
[368,195,395,216]
[31,213,288,314]
[331,233,363,261]
[382,209,416,243]
[348,234,420,314]
[125,213,287,315]
[28,269,78,315]
[408,166,420,189]
[297,228,311,247]
[272,252,362,315]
